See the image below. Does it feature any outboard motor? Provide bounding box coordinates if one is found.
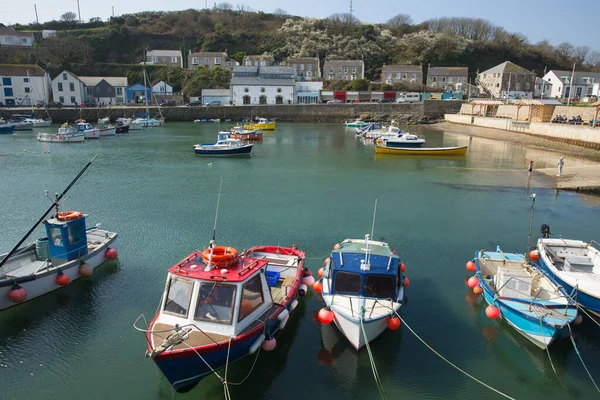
[540,223,551,238]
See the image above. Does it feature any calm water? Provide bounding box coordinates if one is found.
[1,122,599,400]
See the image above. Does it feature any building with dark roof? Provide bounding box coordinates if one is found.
[426,66,468,92]
[323,60,364,81]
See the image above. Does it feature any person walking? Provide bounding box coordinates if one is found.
[528,160,534,177]
[557,157,564,176]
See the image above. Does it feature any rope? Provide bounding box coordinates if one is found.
[539,315,571,394]
[223,337,233,400]
[359,318,387,400]
[566,323,600,394]
[576,304,600,328]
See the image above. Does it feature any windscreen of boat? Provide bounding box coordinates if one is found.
[364,275,395,299]
[163,277,194,317]
[333,271,362,294]
[238,274,265,322]
[195,283,237,325]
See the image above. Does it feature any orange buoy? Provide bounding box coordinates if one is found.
[323,258,329,266]
[262,338,277,351]
[529,250,539,262]
[333,243,340,250]
[473,286,483,295]
[318,308,334,324]
[387,316,401,330]
[56,211,83,221]
[467,276,480,289]
[318,267,325,278]
[403,277,410,287]
[79,263,93,277]
[105,248,118,260]
[56,271,69,286]
[313,281,323,293]
[8,284,27,303]
[400,263,406,273]
[486,305,501,319]
[466,260,476,272]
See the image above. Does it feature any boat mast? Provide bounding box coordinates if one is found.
[205,177,224,271]
[143,47,149,116]
[526,193,536,260]
[27,69,33,114]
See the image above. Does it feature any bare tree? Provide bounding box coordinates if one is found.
[274,8,288,16]
[387,14,413,27]
[236,4,254,13]
[573,45,590,65]
[215,2,233,11]
[60,12,78,22]
[585,50,600,70]
[555,42,574,65]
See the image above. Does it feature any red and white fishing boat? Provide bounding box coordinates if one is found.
[136,243,306,392]
[225,125,263,140]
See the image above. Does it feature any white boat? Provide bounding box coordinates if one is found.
[76,122,101,139]
[193,138,253,156]
[376,132,426,148]
[320,235,406,350]
[98,117,110,125]
[362,124,403,140]
[99,127,116,136]
[37,127,85,143]
[536,238,600,316]
[344,119,370,128]
[22,118,52,128]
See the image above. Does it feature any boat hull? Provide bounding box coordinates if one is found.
[0,126,15,134]
[244,122,275,130]
[100,128,116,136]
[330,309,389,350]
[116,125,130,134]
[193,145,253,156]
[229,133,262,140]
[375,144,468,155]
[37,132,85,143]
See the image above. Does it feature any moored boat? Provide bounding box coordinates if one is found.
[226,125,263,140]
[244,117,276,131]
[193,138,253,156]
[319,234,406,350]
[22,118,52,128]
[76,122,101,139]
[37,127,85,143]
[99,127,116,136]
[116,124,130,134]
[375,144,468,155]
[344,119,370,128]
[471,249,578,349]
[376,132,426,148]
[536,238,600,316]
[135,243,306,392]
[0,123,15,134]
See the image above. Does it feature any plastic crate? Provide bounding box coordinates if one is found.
[265,271,280,287]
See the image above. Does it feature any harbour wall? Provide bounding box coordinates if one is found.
[445,114,600,150]
[0,101,462,123]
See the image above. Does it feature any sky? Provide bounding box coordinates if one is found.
[2,0,599,50]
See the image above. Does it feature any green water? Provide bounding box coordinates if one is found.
[1,123,599,400]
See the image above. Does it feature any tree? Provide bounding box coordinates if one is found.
[274,8,288,16]
[385,14,413,36]
[61,12,78,23]
[555,42,574,66]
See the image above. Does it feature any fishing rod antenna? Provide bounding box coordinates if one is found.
[211,176,224,244]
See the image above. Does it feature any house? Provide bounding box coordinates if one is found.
[323,60,364,81]
[534,77,552,99]
[0,64,50,107]
[125,84,152,105]
[287,58,321,81]
[42,30,56,39]
[51,70,85,106]
[187,51,238,70]
[146,50,183,68]
[0,25,34,47]
[381,64,422,85]
[542,70,600,100]
[242,54,275,67]
[201,89,231,105]
[295,81,323,104]
[152,81,173,94]
[477,61,535,99]
[426,66,467,91]
[78,76,128,105]
[230,66,295,105]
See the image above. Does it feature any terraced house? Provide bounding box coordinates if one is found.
[287,57,321,81]
[426,66,468,92]
[187,51,238,70]
[0,26,34,47]
[146,50,183,68]
[381,64,423,85]
[242,54,275,67]
[0,64,50,107]
[323,60,364,81]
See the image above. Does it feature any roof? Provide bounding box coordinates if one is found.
[79,76,128,87]
[244,54,274,60]
[0,64,46,77]
[189,51,228,57]
[0,26,34,38]
[231,77,294,86]
[52,70,84,83]
[233,66,258,73]
[480,61,533,75]
[324,60,364,67]
[126,84,150,91]
[535,77,552,85]
[515,99,562,106]
[428,66,467,76]
[288,57,320,63]
[260,66,295,75]
[381,64,421,72]
[147,50,182,57]
[169,251,269,283]
[547,70,600,86]
[469,99,504,105]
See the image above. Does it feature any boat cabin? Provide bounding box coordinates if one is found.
[327,239,401,300]
[76,122,94,132]
[43,213,89,266]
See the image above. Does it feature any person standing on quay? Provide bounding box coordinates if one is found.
[528,160,534,177]
[557,157,564,176]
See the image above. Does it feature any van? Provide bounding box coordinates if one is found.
[396,93,420,103]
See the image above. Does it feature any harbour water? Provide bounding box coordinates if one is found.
[1,122,599,400]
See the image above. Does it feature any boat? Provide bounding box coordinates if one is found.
[320,234,406,350]
[375,144,468,155]
[536,238,600,316]
[225,125,263,140]
[244,117,276,131]
[99,127,116,136]
[22,118,52,128]
[472,248,578,349]
[98,117,110,125]
[135,242,306,392]
[76,122,101,139]
[376,132,426,148]
[355,122,383,137]
[0,157,118,311]
[0,123,15,134]
[344,119,370,128]
[193,138,253,156]
[37,127,85,143]
[6,119,34,131]
[116,124,130,134]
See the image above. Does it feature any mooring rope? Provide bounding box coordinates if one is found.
[566,323,600,394]
[575,304,600,328]
[538,315,572,396]
[223,337,233,400]
[359,318,387,400]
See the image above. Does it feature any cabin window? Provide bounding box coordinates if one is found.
[49,227,63,246]
[365,275,395,299]
[238,274,264,322]
[333,271,362,294]
[163,278,194,317]
[195,283,237,324]
[67,224,82,244]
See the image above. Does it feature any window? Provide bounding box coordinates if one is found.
[23,77,29,83]
[411,73,416,79]
[215,57,221,64]
[307,65,312,71]
[458,77,462,83]
[402,73,407,79]
[496,83,500,88]
[432,77,437,83]
[116,87,123,95]
[353,67,357,73]
[260,87,265,93]
[307,71,313,77]
[525,83,530,90]
[62,73,67,80]
[396,73,400,79]
[483,74,487,79]
[164,278,194,317]
[328,74,334,79]
[170,56,177,63]
[195,282,237,324]
[275,95,283,104]
[71,96,76,104]
[244,87,249,93]
[57,82,63,91]
[277,88,282,93]
[259,95,267,104]
[365,275,395,299]
[2,77,11,85]
[336,67,341,73]
[24,87,30,93]
[192,57,198,65]
[344,67,348,73]
[59,96,64,103]
[243,95,251,105]
[152,56,158,63]
[448,77,453,83]
[238,275,264,322]
[49,227,62,246]
[329,67,334,73]
[67,224,82,244]
[69,82,75,91]
[3,87,13,96]
[442,77,446,83]
[387,73,392,79]
[515,83,521,90]
[300,64,304,71]
[333,271,362,294]
[260,60,266,66]
[86,87,93,96]
[351,75,356,80]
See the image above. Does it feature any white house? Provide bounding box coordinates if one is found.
[51,70,85,106]
[0,26,34,47]
[534,77,552,99]
[542,70,600,100]
[295,81,323,104]
[0,64,50,107]
[152,81,173,94]
[146,50,183,68]
[230,66,295,105]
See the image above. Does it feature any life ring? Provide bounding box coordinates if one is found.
[57,211,83,221]
[202,246,239,267]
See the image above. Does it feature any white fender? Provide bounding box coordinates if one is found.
[278,314,290,330]
[277,309,289,321]
[249,334,265,354]
[290,299,299,311]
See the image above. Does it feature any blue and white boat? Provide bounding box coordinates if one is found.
[536,238,600,317]
[376,132,426,148]
[474,249,578,349]
[321,235,406,350]
[193,138,253,156]
[0,123,15,134]
[76,122,101,139]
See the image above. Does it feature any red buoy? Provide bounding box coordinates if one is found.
[466,260,476,272]
[8,284,27,303]
[318,267,325,278]
[333,243,340,250]
[467,276,480,289]
[486,305,501,319]
[313,281,323,293]
[403,277,410,287]
[323,258,329,266]
[318,308,334,324]
[56,271,69,286]
[387,316,401,330]
[304,269,313,276]
[262,338,277,351]
[529,250,539,262]
[400,263,407,273]
[105,248,118,260]
[473,286,483,295]
[573,314,583,325]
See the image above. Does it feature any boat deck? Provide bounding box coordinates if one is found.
[152,322,229,350]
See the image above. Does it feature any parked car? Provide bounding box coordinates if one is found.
[327,99,344,104]
[160,100,177,107]
[46,102,63,108]
[444,97,461,101]
[0,101,5,107]
[206,100,221,106]
[377,99,394,103]
[81,101,97,107]
[186,101,202,107]
[34,100,45,107]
